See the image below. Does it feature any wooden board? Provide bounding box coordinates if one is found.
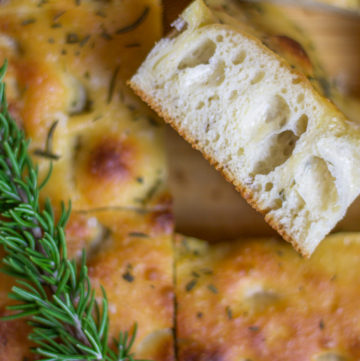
[163,0,360,241]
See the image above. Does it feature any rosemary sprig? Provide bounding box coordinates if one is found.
[0,60,140,361]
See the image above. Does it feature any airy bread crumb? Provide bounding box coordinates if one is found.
[130,0,360,256]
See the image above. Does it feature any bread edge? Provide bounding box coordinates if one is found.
[128,80,312,258]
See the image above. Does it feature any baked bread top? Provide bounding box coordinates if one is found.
[175,233,360,361]
[0,0,168,211]
[0,1,175,360]
[130,0,360,256]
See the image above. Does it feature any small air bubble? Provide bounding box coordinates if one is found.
[229,90,238,102]
[251,71,265,85]
[196,101,205,110]
[216,34,224,42]
[208,94,220,104]
[232,50,246,65]
[297,93,304,103]
[274,198,283,209]
[296,114,308,135]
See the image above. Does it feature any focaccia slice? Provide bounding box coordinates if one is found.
[0,207,175,361]
[0,0,167,211]
[175,233,360,361]
[130,0,360,256]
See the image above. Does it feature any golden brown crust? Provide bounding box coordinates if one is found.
[0,0,167,212]
[0,1,176,360]
[0,315,34,361]
[128,82,308,257]
[87,209,175,361]
[175,233,360,361]
[0,206,175,361]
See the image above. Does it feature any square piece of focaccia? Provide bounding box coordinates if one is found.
[88,209,174,361]
[130,0,360,256]
[0,207,175,361]
[175,233,360,361]
[0,0,167,211]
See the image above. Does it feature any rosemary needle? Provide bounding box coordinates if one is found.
[0,60,141,361]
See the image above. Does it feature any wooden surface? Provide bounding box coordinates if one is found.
[162,0,360,241]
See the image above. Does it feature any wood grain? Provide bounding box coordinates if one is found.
[162,0,360,241]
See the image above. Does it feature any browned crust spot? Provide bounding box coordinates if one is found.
[267,35,312,70]
[87,138,135,181]
[128,81,310,258]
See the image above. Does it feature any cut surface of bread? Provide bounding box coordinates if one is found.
[130,0,360,256]
[0,0,167,211]
[175,233,360,361]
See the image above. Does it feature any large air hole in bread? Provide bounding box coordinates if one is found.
[297,156,338,213]
[252,130,299,175]
[178,38,216,70]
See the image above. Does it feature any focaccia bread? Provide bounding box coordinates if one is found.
[0,1,176,360]
[0,0,167,211]
[0,208,175,361]
[175,233,360,361]
[88,209,174,361]
[130,0,360,256]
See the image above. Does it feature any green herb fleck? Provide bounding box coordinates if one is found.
[123,271,135,283]
[207,284,218,294]
[53,10,66,22]
[191,271,200,278]
[66,33,80,44]
[116,7,149,34]
[107,66,120,104]
[185,279,197,292]
[79,34,91,47]
[249,326,259,332]
[33,120,60,160]
[226,306,233,320]
[134,178,162,205]
[21,18,36,26]
[125,43,141,48]
[128,232,149,238]
[100,25,113,41]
